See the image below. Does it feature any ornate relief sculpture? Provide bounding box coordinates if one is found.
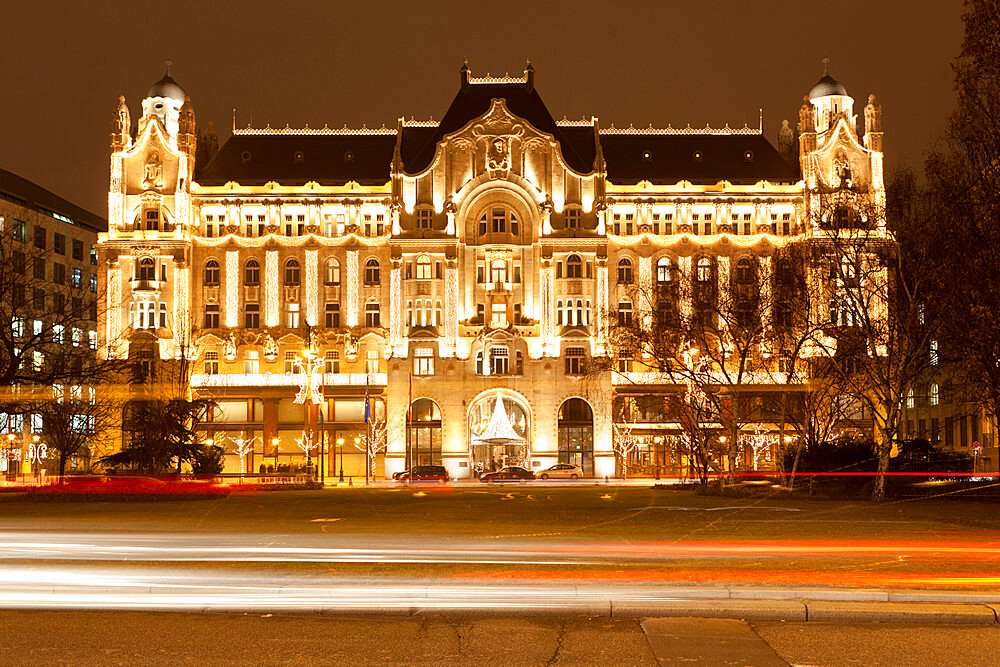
[487,137,511,171]
[143,150,163,190]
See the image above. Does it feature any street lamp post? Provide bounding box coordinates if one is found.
[337,437,344,482]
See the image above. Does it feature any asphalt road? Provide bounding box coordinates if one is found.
[1,611,996,666]
[1,487,999,589]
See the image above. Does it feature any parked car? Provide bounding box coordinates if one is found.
[481,466,536,484]
[393,465,450,482]
[538,463,583,480]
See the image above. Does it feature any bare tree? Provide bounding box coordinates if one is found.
[923,0,1000,454]
[807,173,944,501]
[40,384,120,479]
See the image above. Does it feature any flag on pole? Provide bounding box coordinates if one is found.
[364,373,371,425]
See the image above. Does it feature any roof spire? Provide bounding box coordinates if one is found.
[165,59,172,76]
[822,56,830,76]
[524,57,535,93]
[460,58,470,91]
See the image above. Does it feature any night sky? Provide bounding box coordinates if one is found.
[0,1,961,218]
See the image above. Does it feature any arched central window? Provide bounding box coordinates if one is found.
[415,255,432,280]
[656,257,673,282]
[736,257,753,284]
[244,259,260,286]
[696,257,712,283]
[204,259,220,286]
[137,257,155,281]
[365,258,380,285]
[618,258,633,284]
[284,258,300,286]
[566,254,582,278]
[490,259,507,284]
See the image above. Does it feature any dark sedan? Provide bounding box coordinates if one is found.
[392,465,450,483]
[481,466,536,484]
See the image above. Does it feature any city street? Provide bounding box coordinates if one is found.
[1,486,1000,663]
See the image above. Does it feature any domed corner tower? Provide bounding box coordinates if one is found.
[98,66,197,369]
[808,58,856,135]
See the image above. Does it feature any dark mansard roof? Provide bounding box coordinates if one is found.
[196,76,800,187]
[196,133,397,187]
[598,132,799,185]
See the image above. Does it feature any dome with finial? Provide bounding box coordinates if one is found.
[147,62,185,100]
[809,58,848,99]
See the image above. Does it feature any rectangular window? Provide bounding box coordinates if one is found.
[71,268,82,288]
[33,258,45,280]
[564,347,586,375]
[960,416,969,447]
[565,209,580,229]
[244,303,260,328]
[365,303,380,328]
[53,263,66,285]
[244,351,260,374]
[324,350,340,374]
[286,303,300,328]
[284,351,297,374]
[366,350,379,374]
[204,351,219,375]
[90,273,98,293]
[54,233,66,255]
[416,209,432,229]
[413,348,434,376]
[325,303,340,328]
[34,226,46,249]
[489,346,509,375]
[618,302,633,326]
[204,304,220,328]
[12,219,25,242]
[72,239,82,261]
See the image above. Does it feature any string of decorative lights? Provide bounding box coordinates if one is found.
[191,232,390,248]
[190,372,387,388]
[608,232,804,248]
[173,265,189,348]
[304,249,318,326]
[106,267,122,355]
[225,251,239,328]
[264,251,279,327]
[345,251,359,327]
[444,266,459,356]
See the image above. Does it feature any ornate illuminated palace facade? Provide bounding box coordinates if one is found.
[97,62,886,479]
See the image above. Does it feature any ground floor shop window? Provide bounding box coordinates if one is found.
[407,398,442,466]
[558,398,594,474]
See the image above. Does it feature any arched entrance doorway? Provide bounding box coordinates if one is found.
[558,398,594,475]
[406,398,442,467]
[468,392,530,474]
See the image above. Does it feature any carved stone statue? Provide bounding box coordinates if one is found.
[263,333,278,361]
[344,334,358,359]
[112,96,130,148]
[143,150,163,189]
[223,333,237,361]
[833,151,853,189]
[777,119,794,159]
